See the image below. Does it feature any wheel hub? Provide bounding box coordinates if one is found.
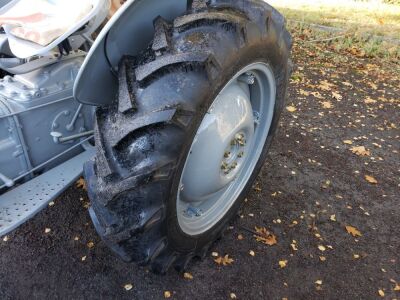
[179,83,254,204]
[177,62,276,235]
[221,132,247,176]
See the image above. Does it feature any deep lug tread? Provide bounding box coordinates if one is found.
[107,109,177,147]
[174,253,194,272]
[191,0,208,12]
[93,118,113,178]
[118,57,138,114]
[196,242,213,260]
[173,11,247,29]
[151,250,178,274]
[86,0,291,274]
[152,16,172,53]
[146,238,168,265]
[134,52,211,82]
[102,206,164,244]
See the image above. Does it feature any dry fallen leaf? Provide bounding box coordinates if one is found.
[364,97,377,104]
[299,89,310,96]
[254,226,277,246]
[318,80,335,91]
[394,283,400,291]
[211,252,219,257]
[183,272,193,280]
[321,101,333,109]
[76,178,87,190]
[319,256,326,262]
[230,293,237,299]
[124,284,133,291]
[164,291,172,298]
[44,228,51,234]
[2,236,9,242]
[87,241,95,249]
[249,250,255,257]
[286,105,297,113]
[351,146,370,156]
[368,82,378,90]
[237,234,244,240]
[343,140,353,145]
[291,243,298,251]
[315,280,322,285]
[378,289,385,297]
[330,214,336,222]
[81,256,87,262]
[279,260,288,268]
[365,175,378,184]
[318,245,326,252]
[345,225,362,237]
[214,254,234,266]
[353,254,360,259]
[311,91,323,99]
[332,91,342,100]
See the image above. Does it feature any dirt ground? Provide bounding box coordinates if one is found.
[0,33,399,300]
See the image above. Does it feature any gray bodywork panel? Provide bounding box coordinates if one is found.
[74,0,188,107]
[0,57,94,189]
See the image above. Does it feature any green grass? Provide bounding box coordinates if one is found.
[267,0,400,39]
[266,0,400,63]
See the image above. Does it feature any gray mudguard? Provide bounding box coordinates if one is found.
[0,0,11,7]
[73,0,188,107]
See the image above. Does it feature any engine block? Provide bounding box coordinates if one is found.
[0,57,94,189]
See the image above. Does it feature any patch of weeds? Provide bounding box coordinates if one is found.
[288,22,400,64]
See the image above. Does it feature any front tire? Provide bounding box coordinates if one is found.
[85,0,292,273]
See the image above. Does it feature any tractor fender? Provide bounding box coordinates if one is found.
[73,0,188,107]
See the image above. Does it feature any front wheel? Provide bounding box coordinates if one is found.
[85,0,292,273]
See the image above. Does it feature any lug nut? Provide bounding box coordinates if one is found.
[238,72,255,85]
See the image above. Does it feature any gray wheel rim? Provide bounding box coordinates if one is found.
[177,62,276,235]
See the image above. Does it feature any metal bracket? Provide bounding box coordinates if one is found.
[0,172,14,188]
[51,130,94,144]
[0,50,86,75]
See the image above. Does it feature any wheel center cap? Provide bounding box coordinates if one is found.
[221,132,247,176]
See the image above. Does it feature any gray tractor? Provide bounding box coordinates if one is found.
[0,0,291,273]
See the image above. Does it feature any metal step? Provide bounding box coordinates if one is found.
[0,149,94,237]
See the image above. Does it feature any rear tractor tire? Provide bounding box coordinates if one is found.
[85,0,292,274]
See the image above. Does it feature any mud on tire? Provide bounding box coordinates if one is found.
[84,0,292,273]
